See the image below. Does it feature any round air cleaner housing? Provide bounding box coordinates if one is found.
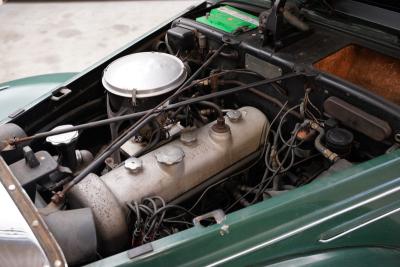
[102,52,188,157]
[102,52,187,101]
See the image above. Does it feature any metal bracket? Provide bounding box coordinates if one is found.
[193,209,226,226]
[127,243,153,259]
[259,0,310,49]
[131,88,137,107]
[22,146,40,168]
[259,0,286,47]
[51,87,72,101]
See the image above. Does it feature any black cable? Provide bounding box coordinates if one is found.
[171,101,290,216]
[146,204,197,226]
[53,73,300,201]
[12,70,296,144]
[196,101,223,117]
[162,219,194,226]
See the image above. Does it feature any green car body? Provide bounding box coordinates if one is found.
[0,73,77,124]
[88,149,400,267]
[1,1,400,266]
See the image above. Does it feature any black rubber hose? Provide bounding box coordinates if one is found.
[196,101,223,117]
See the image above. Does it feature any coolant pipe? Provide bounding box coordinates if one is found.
[309,121,340,162]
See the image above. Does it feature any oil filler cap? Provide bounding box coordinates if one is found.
[46,125,79,146]
[154,146,185,165]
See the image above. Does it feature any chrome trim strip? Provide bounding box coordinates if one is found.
[206,179,400,267]
[319,206,400,243]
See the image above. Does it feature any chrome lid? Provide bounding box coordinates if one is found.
[102,52,187,98]
[46,125,79,146]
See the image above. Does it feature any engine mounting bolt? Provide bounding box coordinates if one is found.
[212,117,230,133]
[124,157,143,173]
[226,110,242,122]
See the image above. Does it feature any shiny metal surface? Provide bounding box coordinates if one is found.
[226,110,242,122]
[68,173,128,256]
[124,157,143,173]
[102,52,187,98]
[46,124,79,145]
[154,145,185,165]
[69,107,268,249]
[0,180,49,267]
[0,157,67,267]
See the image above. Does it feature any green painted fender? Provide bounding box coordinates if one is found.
[0,73,78,123]
[264,247,400,267]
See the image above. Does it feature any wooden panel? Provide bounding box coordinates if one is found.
[314,44,400,105]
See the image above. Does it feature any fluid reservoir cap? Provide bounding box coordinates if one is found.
[102,52,187,98]
[326,127,354,155]
[124,157,143,173]
[154,146,185,165]
[46,125,79,146]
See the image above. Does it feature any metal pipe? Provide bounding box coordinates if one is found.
[310,121,340,162]
[52,71,299,202]
[197,101,223,117]
[283,10,310,32]
[8,72,300,146]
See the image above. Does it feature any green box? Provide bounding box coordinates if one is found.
[196,5,259,33]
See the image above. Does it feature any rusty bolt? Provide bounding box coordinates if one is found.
[51,191,65,205]
[211,117,230,133]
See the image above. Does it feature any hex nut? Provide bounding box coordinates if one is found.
[226,110,242,122]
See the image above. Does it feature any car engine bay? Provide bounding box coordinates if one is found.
[0,1,399,266]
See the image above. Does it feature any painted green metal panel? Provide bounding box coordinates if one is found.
[87,150,400,266]
[265,247,400,267]
[0,73,77,124]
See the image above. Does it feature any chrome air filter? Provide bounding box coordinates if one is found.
[102,52,187,99]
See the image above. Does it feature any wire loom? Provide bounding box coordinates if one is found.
[126,87,324,246]
[127,196,196,246]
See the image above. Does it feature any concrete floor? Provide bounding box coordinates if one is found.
[0,1,198,83]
